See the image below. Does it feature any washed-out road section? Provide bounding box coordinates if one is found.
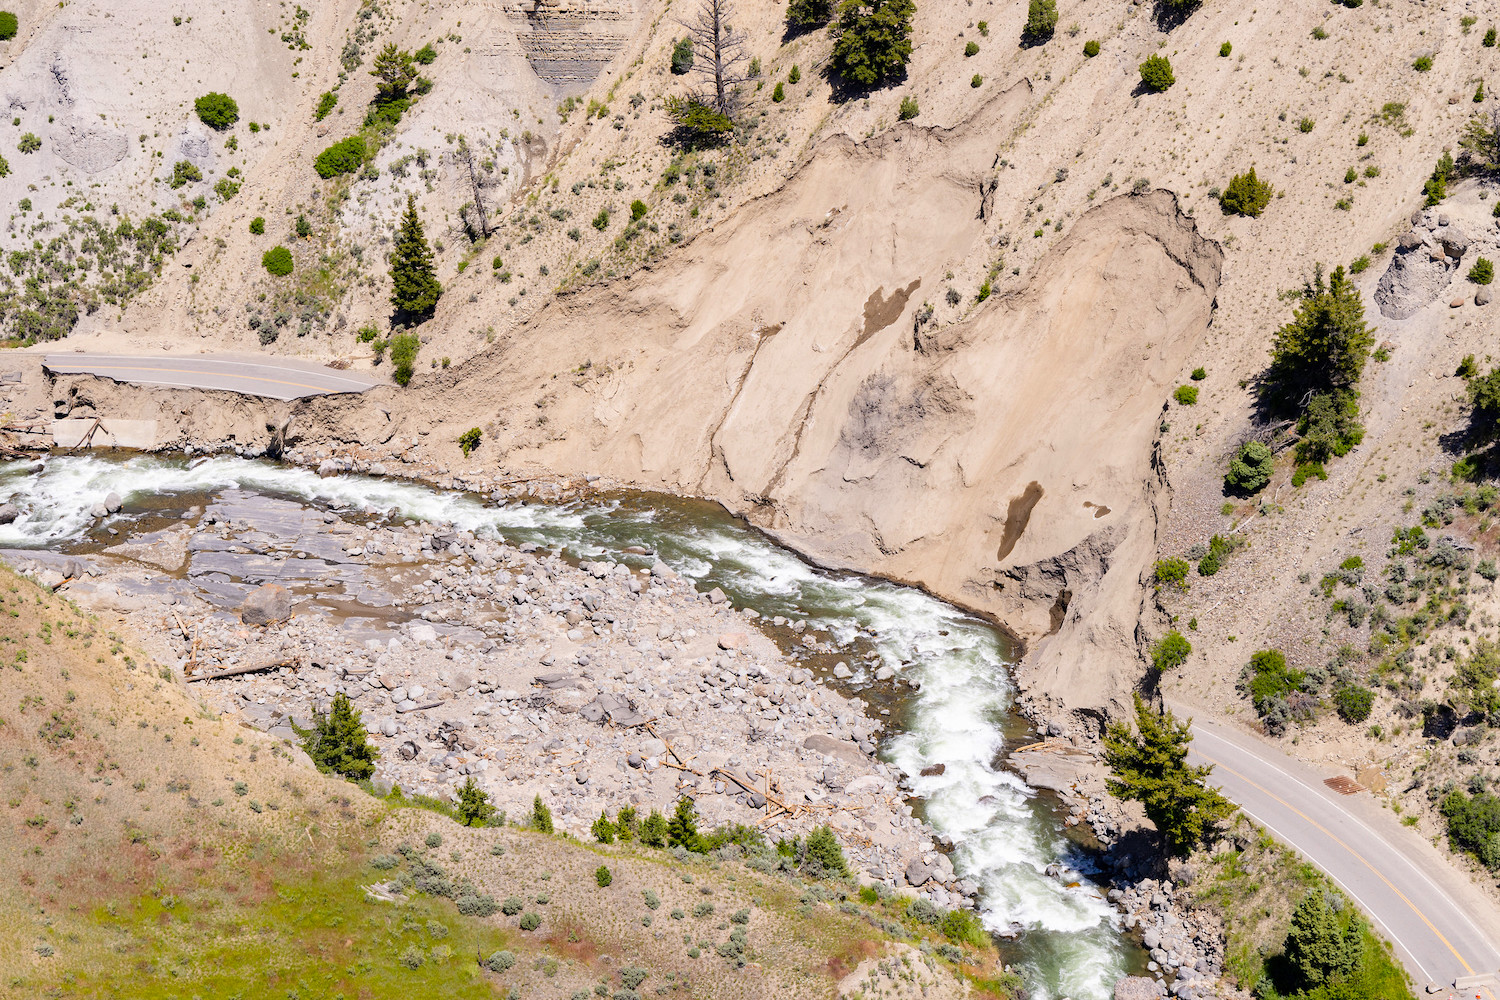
[42,353,378,401]
[1178,709,1500,998]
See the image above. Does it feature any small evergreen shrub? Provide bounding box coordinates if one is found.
[315,91,338,121]
[532,795,554,833]
[1154,557,1190,589]
[1413,54,1433,71]
[964,41,979,57]
[1298,116,1315,133]
[194,92,239,130]
[1333,685,1374,723]
[592,811,617,843]
[1225,440,1274,494]
[1139,54,1174,92]
[170,160,202,189]
[789,65,802,83]
[802,825,849,877]
[1220,168,1273,217]
[898,95,920,120]
[414,43,438,64]
[1191,367,1207,380]
[390,331,420,386]
[1219,41,1231,57]
[0,11,17,40]
[1083,39,1100,57]
[772,82,785,103]
[458,427,482,456]
[970,74,983,88]
[595,865,613,887]
[671,37,694,74]
[1152,630,1192,672]
[262,246,294,276]
[1023,0,1058,43]
[1349,255,1370,274]
[1486,27,1497,47]
[17,132,41,153]
[630,199,648,221]
[1174,385,1198,405]
[1469,257,1495,285]
[314,136,367,178]
[592,208,610,231]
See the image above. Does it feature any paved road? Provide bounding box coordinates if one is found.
[1177,709,1500,996]
[43,353,378,401]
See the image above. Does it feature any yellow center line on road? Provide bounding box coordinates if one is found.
[54,364,333,394]
[1199,748,1476,979]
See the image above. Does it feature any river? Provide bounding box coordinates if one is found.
[0,453,1135,998]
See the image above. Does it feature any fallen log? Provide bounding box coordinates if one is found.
[185,657,296,682]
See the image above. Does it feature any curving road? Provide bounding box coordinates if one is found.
[43,352,378,401]
[1176,708,1500,997]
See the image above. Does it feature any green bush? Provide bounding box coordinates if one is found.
[1486,27,1498,47]
[667,797,703,851]
[314,136,367,178]
[17,132,39,154]
[1298,116,1315,133]
[1349,254,1370,274]
[1295,391,1363,464]
[772,82,785,102]
[970,74,983,88]
[1174,385,1198,405]
[501,896,524,916]
[262,245,294,276]
[787,0,834,29]
[1413,54,1433,72]
[0,153,8,178]
[964,41,979,57]
[1284,891,1361,989]
[1219,41,1231,57]
[519,912,541,931]
[592,207,610,231]
[389,332,420,386]
[898,95,919,120]
[486,950,516,972]
[1470,257,1495,285]
[630,199,648,221]
[595,865,613,887]
[458,427,482,456]
[671,37,694,74]
[1152,630,1192,672]
[1291,463,1327,487]
[789,64,802,83]
[1225,440,1274,494]
[640,808,668,847]
[1139,54,1174,92]
[1083,39,1100,57]
[1154,557,1190,589]
[249,216,265,235]
[592,811,616,843]
[296,693,376,779]
[315,91,338,121]
[414,43,437,64]
[1442,790,1500,869]
[941,908,988,948]
[457,776,496,826]
[194,92,239,130]
[1243,649,1306,715]
[1023,0,1058,42]
[0,12,17,41]
[169,160,202,189]
[1333,685,1374,723]
[1425,151,1454,207]
[802,825,849,877]
[532,794,554,833]
[830,0,916,88]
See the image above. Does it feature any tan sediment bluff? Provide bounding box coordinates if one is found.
[285,90,1224,723]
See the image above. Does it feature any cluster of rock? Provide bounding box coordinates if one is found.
[1110,866,1225,1000]
[1375,208,1496,319]
[53,506,975,910]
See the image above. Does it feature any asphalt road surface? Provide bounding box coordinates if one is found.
[1178,709,1500,996]
[43,353,378,401]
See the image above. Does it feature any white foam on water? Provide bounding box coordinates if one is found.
[0,455,1129,998]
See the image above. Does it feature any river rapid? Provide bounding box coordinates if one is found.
[0,453,1136,999]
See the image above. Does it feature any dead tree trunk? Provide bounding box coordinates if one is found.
[455,136,491,240]
[682,0,747,115]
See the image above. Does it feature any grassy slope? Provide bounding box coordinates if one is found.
[0,562,998,999]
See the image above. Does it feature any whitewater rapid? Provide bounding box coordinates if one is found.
[0,454,1129,998]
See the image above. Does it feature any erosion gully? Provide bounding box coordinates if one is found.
[0,453,1144,999]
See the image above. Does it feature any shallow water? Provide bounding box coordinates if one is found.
[0,454,1137,998]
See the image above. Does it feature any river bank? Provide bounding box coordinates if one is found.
[0,451,1153,1000]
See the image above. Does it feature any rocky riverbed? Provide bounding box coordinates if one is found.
[8,508,977,910]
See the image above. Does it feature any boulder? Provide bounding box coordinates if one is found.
[0,503,18,525]
[1479,284,1493,306]
[1115,977,1163,1000]
[240,583,292,625]
[717,632,748,650]
[1436,224,1470,257]
[905,857,936,886]
[1376,234,1455,319]
[103,491,123,514]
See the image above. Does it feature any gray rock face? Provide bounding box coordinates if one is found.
[240,582,292,625]
[54,115,129,174]
[1376,234,1455,319]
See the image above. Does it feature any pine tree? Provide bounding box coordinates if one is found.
[531,794,554,834]
[389,195,441,321]
[1102,695,1234,855]
[1267,264,1374,406]
[830,0,916,89]
[369,43,417,103]
[640,808,668,847]
[299,693,377,780]
[666,796,702,851]
[1284,891,1362,989]
[592,811,617,843]
[457,777,496,826]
